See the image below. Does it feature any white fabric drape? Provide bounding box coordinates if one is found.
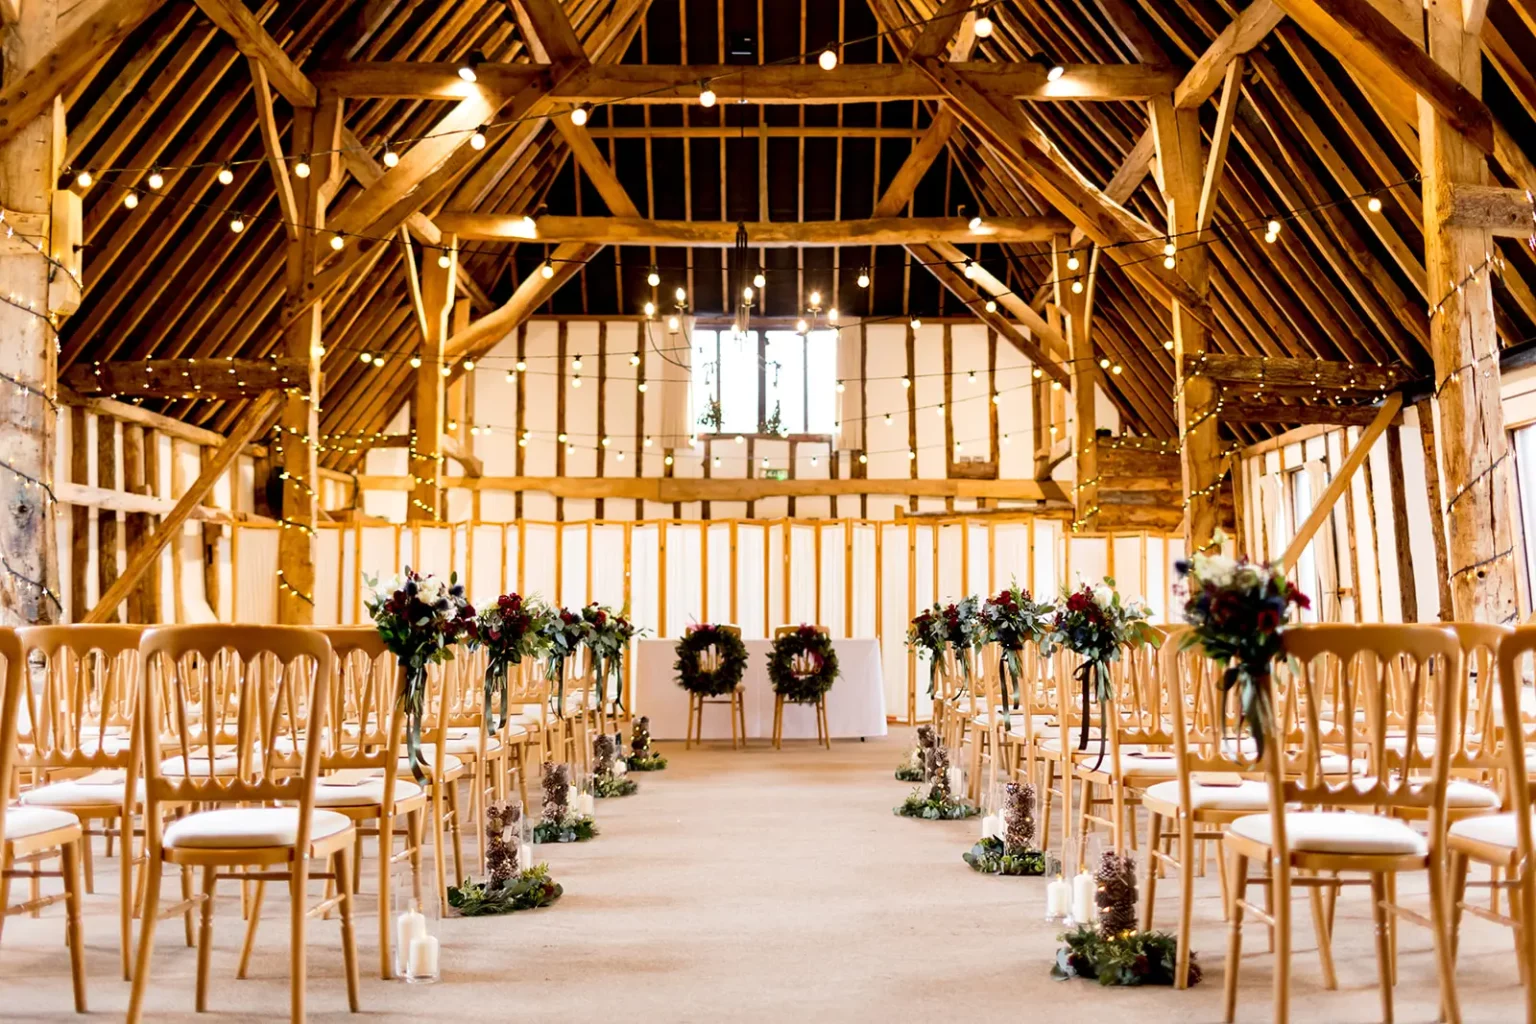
[836,321,863,451]
[657,316,695,446]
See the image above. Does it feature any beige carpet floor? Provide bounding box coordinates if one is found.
[2,733,1528,1022]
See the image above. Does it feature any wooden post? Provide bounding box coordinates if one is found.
[276,100,338,624]
[410,238,456,522]
[1054,235,1097,530]
[1419,0,1518,623]
[123,424,147,621]
[1385,424,1418,622]
[97,416,119,622]
[1414,399,1454,619]
[201,446,223,620]
[1150,98,1221,553]
[69,408,89,621]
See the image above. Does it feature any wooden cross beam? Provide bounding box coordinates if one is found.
[432,213,1076,245]
[309,61,1184,104]
[1218,400,1394,426]
[1441,184,1536,237]
[83,390,282,623]
[64,358,312,398]
[1182,353,1409,391]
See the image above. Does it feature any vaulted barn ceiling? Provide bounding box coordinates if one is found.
[56,0,1536,467]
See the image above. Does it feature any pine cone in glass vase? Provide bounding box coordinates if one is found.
[929,746,952,802]
[485,802,515,883]
[593,734,615,777]
[1096,850,1139,938]
[541,761,570,819]
[631,716,651,754]
[1004,781,1037,850]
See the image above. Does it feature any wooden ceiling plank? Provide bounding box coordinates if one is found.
[193,0,316,106]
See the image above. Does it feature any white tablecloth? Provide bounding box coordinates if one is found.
[634,638,888,741]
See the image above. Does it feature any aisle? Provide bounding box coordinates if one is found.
[2,734,1525,1021]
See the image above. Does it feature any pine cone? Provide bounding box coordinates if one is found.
[1096,850,1139,938]
[916,724,936,750]
[485,802,514,883]
[929,746,952,801]
[541,761,569,819]
[631,717,651,754]
[593,734,615,776]
[1004,781,1037,850]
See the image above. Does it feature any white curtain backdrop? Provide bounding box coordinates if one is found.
[836,325,863,451]
[657,316,695,447]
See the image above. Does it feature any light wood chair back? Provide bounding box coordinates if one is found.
[12,625,147,780]
[1436,623,1513,785]
[138,625,334,846]
[316,627,406,787]
[0,627,25,848]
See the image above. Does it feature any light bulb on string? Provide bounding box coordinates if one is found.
[572,355,583,371]
[1112,364,1123,375]
[293,157,310,178]
[330,232,345,251]
[438,252,452,268]
[470,126,487,150]
[629,353,641,366]
[440,365,451,377]
[967,370,977,383]
[463,360,475,372]
[647,267,660,287]
[885,413,893,425]
[515,360,527,372]
[835,380,846,393]
[964,260,978,280]
[857,268,870,288]
[753,271,766,289]
[75,169,93,188]
[1032,367,1043,379]
[901,377,911,389]
[968,215,984,231]
[541,260,555,279]
[985,299,997,313]
[217,164,234,185]
[382,144,399,168]
[411,356,422,368]
[1067,253,1080,271]
[698,82,717,107]
[360,353,374,364]
[975,9,994,36]
[147,168,164,190]
[1099,358,1110,369]
[230,215,245,233]
[819,46,837,71]
[1367,195,1383,213]
[1071,280,1084,294]
[909,316,922,330]
[570,104,590,127]
[571,374,582,388]
[123,192,139,209]
[459,52,484,82]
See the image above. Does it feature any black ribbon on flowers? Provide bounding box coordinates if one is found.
[1220,663,1272,766]
[546,653,567,718]
[400,665,430,784]
[1075,659,1110,773]
[484,658,512,735]
[998,645,1023,729]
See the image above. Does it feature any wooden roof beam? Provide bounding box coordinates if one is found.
[1219,400,1394,425]
[1441,184,1536,236]
[432,213,1075,245]
[1183,352,1409,390]
[310,61,1184,103]
[442,241,600,363]
[194,0,315,106]
[64,358,312,398]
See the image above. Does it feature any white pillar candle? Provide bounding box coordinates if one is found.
[407,934,439,979]
[1071,871,1097,924]
[614,759,628,777]
[519,842,534,871]
[1046,878,1071,918]
[396,906,426,957]
[980,814,1000,840]
[565,784,579,807]
[578,792,595,816]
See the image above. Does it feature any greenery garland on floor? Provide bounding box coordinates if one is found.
[894,745,976,819]
[767,625,839,703]
[626,716,667,771]
[963,836,1046,874]
[1052,849,1199,987]
[448,865,563,915]
[963,781,1044,874]
[675,624,749,696]
[535,762,598,842]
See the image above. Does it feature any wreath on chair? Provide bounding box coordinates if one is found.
[768,626,839,704]
[674,625,748,697]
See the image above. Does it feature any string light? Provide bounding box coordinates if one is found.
[460,52,484,83]
[229,215,245,233]
[276,569,314,606]
[382,144,399,168]
[293,157,310,178]
[909,317,921,330]
[698,82,717,107]
[857,268,870,289]
[974,8,994,36]
[541,259,555,279]
[819,46,838,71]
[438,252,452,268]
[1367,196,1382,213]
[75,169,93,188]
[330,232,345,250]
[147,168,164,190]
[470,126,487,150]
[753,271,766,289]
[570,104,590,126]
[122,192,138,209]
[217,163,234,185]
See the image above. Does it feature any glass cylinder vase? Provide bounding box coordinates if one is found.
[391,867,440,983]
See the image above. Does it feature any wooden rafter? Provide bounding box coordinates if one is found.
[434,213,1075,244]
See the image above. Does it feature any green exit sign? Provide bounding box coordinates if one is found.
[760,467,789,481]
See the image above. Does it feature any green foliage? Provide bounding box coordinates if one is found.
[962,836,1046,875]
[626,752,668,771]
[532,814,598,843]
[1051,925,1200,987]
[594,774,639,798]
[768,626,839,703]
[675,625,749,696]
[894,788,978,820]
[447,864,563,916]
[894,763,925,782]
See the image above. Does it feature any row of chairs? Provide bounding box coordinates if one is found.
[0,623,612,1022]
[945,623,1536,1023]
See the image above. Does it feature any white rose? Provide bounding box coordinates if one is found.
[1092,583,1114,610]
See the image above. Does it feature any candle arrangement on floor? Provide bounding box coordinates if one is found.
[447,799,564,915]
[894,724,932,781]
[894,743,977,819]
[963,781,1046,875]
[593,733,639,797]
[1052,848,1200,987]
[626,715,668,770]
[533,761,599,842]
[393,872,442,984]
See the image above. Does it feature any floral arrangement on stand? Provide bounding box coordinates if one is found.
[980,583,1054,723]
[627,716,667,771]
[1053,849,1200,987]
[581,603,646,714]
[1040,579,1161,766]
[1176,531,1310,759]
[476,591,547,732]
[906,598,982,697]
[964,781,1046,875]
[674,624,748,696]
[537,603,590,716]
[894,742,977,820]
[446,801,563,915]
[364,568,475,781]
[592,733,638,797]
[533,761,598,842]
[767,625,839,703]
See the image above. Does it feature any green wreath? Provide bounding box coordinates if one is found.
[768,626,839,703]
[674,625,748,696]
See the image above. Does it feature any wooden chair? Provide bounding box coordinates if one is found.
[12,624,145,981]
[127,624,359,1024]
[0,626,87,1012]
[1222,624,1463,1024]
[684,624,747,749]
[314,626,428,980]
[1035,648,1097,857]
[1447,624,1536,1019]
[770,624,831,750]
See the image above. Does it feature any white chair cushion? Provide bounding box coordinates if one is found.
[1144,778,1272,812]
[1038,732,1105,753]
[2,806,81,841]
[161,753,241,777]
[1448,811,1535,849]
[1338,777,1500,810]
[163,807,352,849]
[1105,751,1181,777]
[1229,810,1428,856]
[20,771,144,809]
[314,777,423,808]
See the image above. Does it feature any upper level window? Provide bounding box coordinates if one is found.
[692,327,838,435]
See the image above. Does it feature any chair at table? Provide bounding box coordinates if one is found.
[314,627,428,980]
[770,625,832,751]
[1221,624,1463,1024]
[12,624,146,981]
[0,626,87,1012]
[127,624,359,1024]
[1447,624,1536,1019]
[684,624,748,749]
